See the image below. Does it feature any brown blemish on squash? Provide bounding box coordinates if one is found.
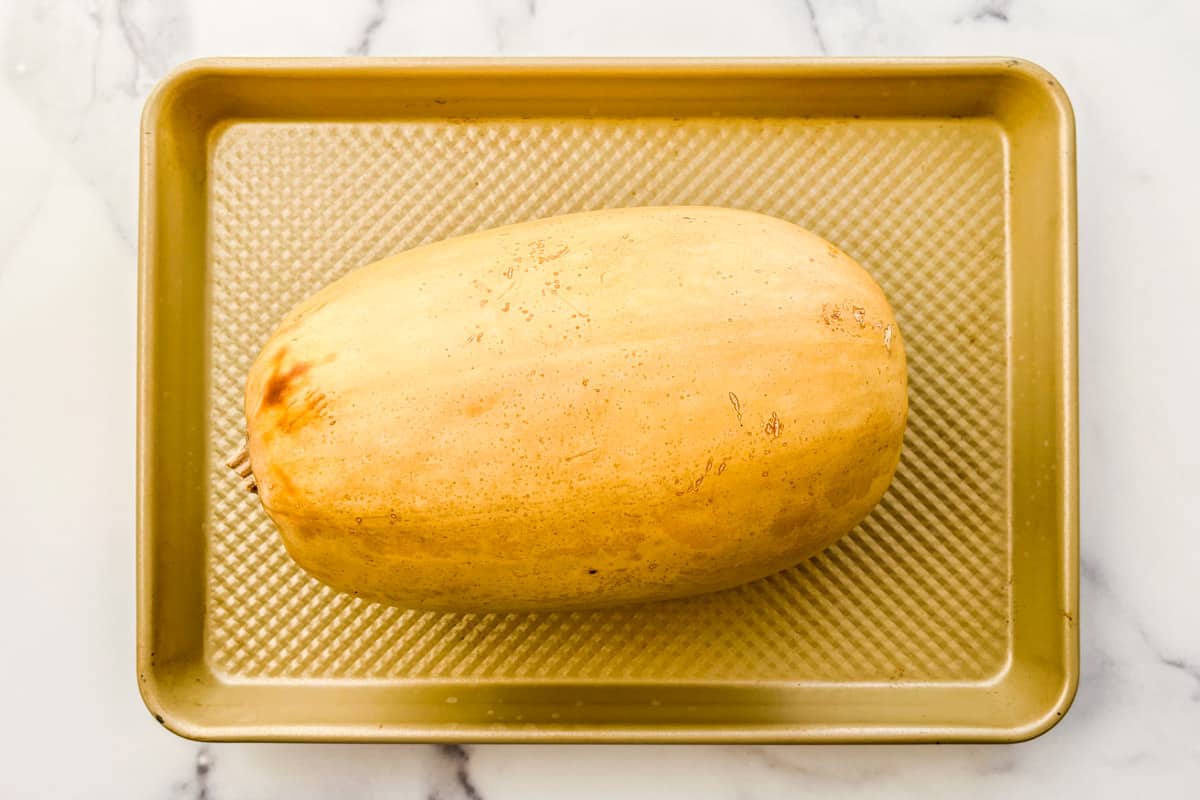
[263,349,312,408]
[262,348,335,411]
[278,389,331,434]
[822,302,889,339]
[531,239,569,264]
[764,411,783,439]
[728,392,743,425]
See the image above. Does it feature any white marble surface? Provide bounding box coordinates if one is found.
[1,0,1198,796]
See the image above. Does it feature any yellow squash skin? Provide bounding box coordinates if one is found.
[241,207,907,612]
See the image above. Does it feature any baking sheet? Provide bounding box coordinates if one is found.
[137,58,1076,742]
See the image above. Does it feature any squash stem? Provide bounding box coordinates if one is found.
[225,439,254,482]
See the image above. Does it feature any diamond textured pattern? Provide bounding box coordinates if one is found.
[208,117,1009,682]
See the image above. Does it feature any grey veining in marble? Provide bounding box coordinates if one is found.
[350,0,390,56]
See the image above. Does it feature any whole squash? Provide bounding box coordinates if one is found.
[232,207,907,611]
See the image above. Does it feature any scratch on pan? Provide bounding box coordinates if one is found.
[728,392,743,425]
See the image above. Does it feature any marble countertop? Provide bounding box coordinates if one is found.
[2,0,1198,796]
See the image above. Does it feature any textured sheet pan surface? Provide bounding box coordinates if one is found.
[208,119,1008,682]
